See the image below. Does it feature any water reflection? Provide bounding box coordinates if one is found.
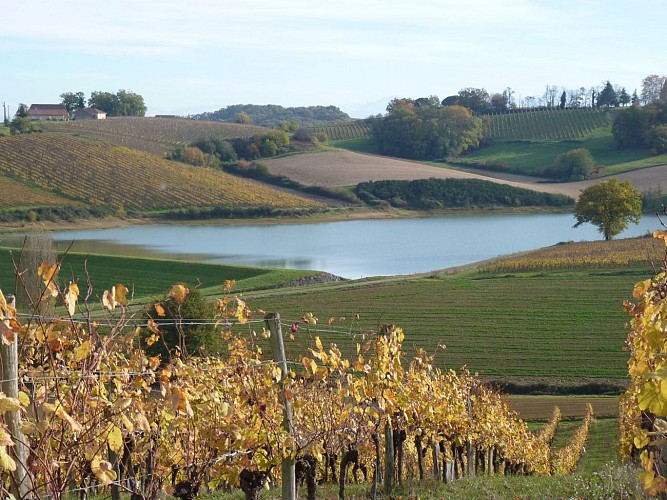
[0,213,659,279]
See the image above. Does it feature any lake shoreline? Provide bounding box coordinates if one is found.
[0,205,571,234]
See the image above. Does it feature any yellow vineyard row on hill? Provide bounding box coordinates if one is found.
[0,134,323,211]
[0,175,79,209]
[482,236,664,273]
[43,117,270,155]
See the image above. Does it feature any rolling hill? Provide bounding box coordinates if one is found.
[42,116,270,155]
[0,133,324,213]
[262,149,667,200]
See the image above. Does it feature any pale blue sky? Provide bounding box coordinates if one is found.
[2,0,665,118]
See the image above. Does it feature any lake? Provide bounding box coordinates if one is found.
[0,213,659,279]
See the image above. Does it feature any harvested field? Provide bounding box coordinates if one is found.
[263,149,667,200]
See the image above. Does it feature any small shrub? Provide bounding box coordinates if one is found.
[544,148,596,181]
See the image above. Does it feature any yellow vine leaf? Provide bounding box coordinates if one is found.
[17,391,30,407]
[91,457,117,485]
[0,395,22,413]
[169,284,189,303]
[633,279,651,300]
[634,428,650,449]
[0,426,13,446]
[235,298,250,324]
[271,365,283,383]
[0,289,16,319]
[653,230,667,244]
[64,282,79,316]
[170,387,194,417]
[74,340,91,362]
[38,261,60,297]
[107,425,123,453]
[155,304,166,317]
[112,397,133,413]
[0,318,20,345]
[115,284,128,304]
[315,336,323,351]
[102,288,117,310]
[147,319,160,335]
[0,446,16,472]
[223,280,235,293]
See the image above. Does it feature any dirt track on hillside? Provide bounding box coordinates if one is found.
[264,150,667,199]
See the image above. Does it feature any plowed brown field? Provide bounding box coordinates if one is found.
[264,150,667,199]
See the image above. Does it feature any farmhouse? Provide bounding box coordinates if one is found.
[27,104,69,121]
[74,107,107,120]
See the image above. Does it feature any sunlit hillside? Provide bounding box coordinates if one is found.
[0,134,324,213]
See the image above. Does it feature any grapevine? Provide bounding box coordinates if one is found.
[0,255,596,499]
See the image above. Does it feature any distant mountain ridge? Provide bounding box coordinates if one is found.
[190,104,352,127]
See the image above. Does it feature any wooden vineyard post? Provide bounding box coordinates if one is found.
[265,313,296,500]
[1,295,33,499]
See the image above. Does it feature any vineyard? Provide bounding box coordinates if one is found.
[0,175,79,209]
[0,262,595,500]
[42,117,270,156]
[307,120,372,141]
[0,134,323,212]
[486,108,614,142]
[481,235,665,273]
[305,109,613,144]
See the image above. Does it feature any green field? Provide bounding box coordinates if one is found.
[0,248,318,305]
[454,128,667,177]
[246,267,648,380]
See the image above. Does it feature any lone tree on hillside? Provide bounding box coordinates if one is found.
[573,179,642,240]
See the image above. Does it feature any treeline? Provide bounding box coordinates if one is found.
[190,104,351,127]
[150,204,327,220]
[0,205,110,223]
[612,100,667,154]
[59,89,146,116]
[355,178,574,210]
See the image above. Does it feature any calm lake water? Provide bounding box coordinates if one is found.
[0,214,660,279]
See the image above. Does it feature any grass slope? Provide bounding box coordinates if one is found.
[0,248,318,304]
[458,129,667,177]
[0,134,324,213]
[42,116,269,155]
[249,269,644,379]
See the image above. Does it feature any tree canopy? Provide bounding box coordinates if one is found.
[641,74,666,104]
[573,179,642,240]
[88,89,146,116]
[596,81,618,107]
[60,92,86,114]
[369,98,485,160]
[612,100,667,152]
